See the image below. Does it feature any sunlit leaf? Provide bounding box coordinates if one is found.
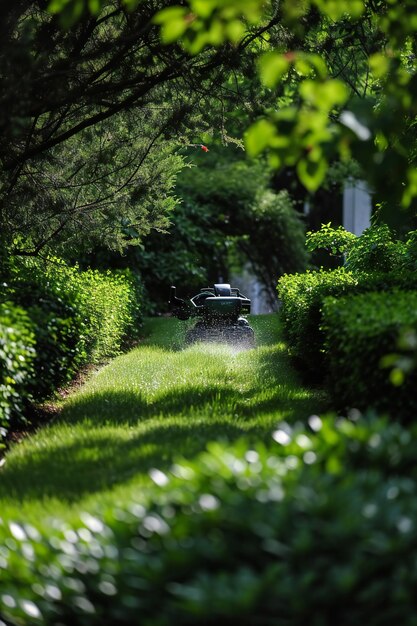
[153,7,189,44]
[402,167,417,207]
[192,0,216,18]
[47,0,84,27]
[300,79,348,111]
[281,0,310,22]
[297,156,327,191]
[258,52,289,88]
[153,6,188,25]
[207,21,224,46]
[226,20,246,43]
[308,54,328,79]
[295,57,313,77]
[88,0,102,15]
[313,0,364,20]
[369,53,390,79]
[245,119,276,156]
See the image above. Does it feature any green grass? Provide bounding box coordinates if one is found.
[0,315,328,522]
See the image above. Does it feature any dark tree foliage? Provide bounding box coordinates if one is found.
[0,1,280,257]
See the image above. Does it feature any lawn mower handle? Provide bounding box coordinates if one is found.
[169,286,192,320]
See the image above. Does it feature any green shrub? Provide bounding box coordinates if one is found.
[0,303,36,443]
[344,224,405,272]
[1,257,143,432]
[278,268,417,378]
[306,223,407,272]
[6,259,87,401]
[3,414,417,625]
[8,257,143,365]
[402,231,417,272]
[322,290,417,418]
[306,222,357,258]
[70,267,142,363]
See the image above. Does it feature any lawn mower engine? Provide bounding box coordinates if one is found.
[169,283,255,348]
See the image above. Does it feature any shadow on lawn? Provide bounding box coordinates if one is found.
[0,418,246,502]
[59,385,240,425]
[0,335,328,504]
[58,345,327,427]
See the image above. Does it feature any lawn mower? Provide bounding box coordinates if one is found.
[169,283,255,347]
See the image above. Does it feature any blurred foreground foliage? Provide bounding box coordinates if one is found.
[2,412,417,625]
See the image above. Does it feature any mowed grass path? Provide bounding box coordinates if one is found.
[0,315,328,522]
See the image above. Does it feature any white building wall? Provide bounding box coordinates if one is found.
[230,266,274,314]
[343,180,372,235]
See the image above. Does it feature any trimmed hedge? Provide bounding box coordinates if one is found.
[277,268,417,378]
[306,223,407,273]
[8,258,143,366]
[3,414,417,625]
[322,290,417,418]
[278,268,357,375]
[1,258,144,439]
[0,303,36,443]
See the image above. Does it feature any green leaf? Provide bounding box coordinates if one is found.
[281,0,310,21]
[226,20,246,43]
[300,79,349,111]
[48,0,84,27]
[390,368,405,386]
[259,52,290,88]
[369,53,390,79]
[47,0,71,13]
[295,57,313,77]
[88,0,102,15]
[297,156,327,191]
[402,167,417,207]
[153,7,189,44]
[153,6,187,24]
[308,54,328,79]
[313,0,364,20]
[245,119,276,157]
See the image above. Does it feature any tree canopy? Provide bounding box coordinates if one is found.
[0,0,278,256]
[3,0,417,269]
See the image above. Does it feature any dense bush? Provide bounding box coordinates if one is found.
[343,224,405,273]
[8,258,143,364]
[322,290,417,418]
[278,268,417,378]
[278,268,357,375]
[3,414,417,625]
[306,224,410,272]
[1,257,143,437]
[0,303,36,442]
[306,222,357,258]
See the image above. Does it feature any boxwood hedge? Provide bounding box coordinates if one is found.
[277,268,417,379]
[2,414,417,625]
[0,303,36,444]
[322,289,417,418]
[1,257,144,440]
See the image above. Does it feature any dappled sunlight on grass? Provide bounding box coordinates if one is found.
[0,314,329,521]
